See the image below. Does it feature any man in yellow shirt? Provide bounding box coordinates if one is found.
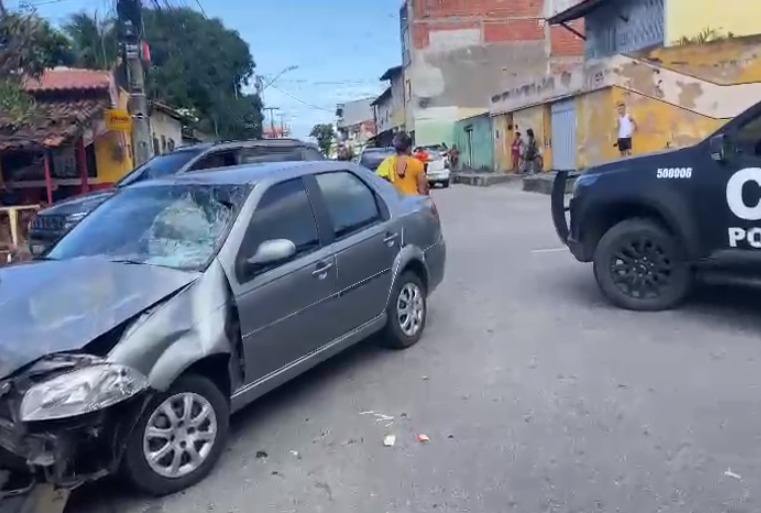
[376,132,429,196]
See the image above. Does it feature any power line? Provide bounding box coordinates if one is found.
[192,0,206,17]
[268,84,334,113]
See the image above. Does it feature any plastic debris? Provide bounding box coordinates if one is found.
[724,468,742,480]
[360,411,394,423]
[255,450,268,459]
[290,450,301,460]
[383,435,396,447]
[417,434,430,443]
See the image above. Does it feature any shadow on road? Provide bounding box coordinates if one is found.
[66,337,389,512]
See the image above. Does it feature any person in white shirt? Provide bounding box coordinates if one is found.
[616,102,637,157]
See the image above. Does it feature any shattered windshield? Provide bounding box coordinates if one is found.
[46,184,250,270]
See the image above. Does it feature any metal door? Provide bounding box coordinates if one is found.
[551,99,577,171]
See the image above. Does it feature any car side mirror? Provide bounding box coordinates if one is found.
[710,134,727,161]
[247,239,296,266]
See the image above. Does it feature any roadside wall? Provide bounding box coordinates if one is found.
[454,113,494,172]
[491,35,761,170]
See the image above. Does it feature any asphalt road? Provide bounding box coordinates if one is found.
[73,183,761,513]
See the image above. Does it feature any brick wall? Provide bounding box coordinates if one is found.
[550,20,585,56]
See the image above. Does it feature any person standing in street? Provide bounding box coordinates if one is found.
[523,129,540,174]
[377,132,429,196]
[615,102,637,157]
[511,131,524,172]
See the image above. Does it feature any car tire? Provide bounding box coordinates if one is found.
[441,180,450,188]
[379,271,428,350]
[123,375,230,496]
[593,218,692,311]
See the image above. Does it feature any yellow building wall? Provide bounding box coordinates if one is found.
[95,89,135,184]
[513,105,552,170]
[666,0,761,45]
[492,113,512,172]
[576,88,617,169]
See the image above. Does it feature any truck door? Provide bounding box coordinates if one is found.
[703,109,761,255]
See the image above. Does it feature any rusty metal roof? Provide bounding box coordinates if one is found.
[0,98,109,151]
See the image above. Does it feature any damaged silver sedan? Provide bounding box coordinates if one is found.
[0,161,445,500]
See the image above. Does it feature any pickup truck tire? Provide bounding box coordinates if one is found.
[593,218,692,311]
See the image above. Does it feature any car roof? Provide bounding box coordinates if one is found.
[181,138,319,153]
[132,160,356,187]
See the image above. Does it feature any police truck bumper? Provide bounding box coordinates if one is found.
[550,171,589,262]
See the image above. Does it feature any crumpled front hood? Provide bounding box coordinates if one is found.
[0,257,200,379]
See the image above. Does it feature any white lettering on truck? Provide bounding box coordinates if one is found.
[726,167,761,247]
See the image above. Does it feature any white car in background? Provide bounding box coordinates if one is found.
[417,144,451,188]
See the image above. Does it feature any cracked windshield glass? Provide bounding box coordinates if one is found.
[3,0,761,511]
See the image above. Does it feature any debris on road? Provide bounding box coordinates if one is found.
[383,435,396,447]
[360,410,395,423]
[422,375,430,381]
[290,450,302,460]
[724,468,742,480]
[417,434,430,443]
[255,450,268,459]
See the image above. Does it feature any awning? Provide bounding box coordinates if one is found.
[547,0,608,24]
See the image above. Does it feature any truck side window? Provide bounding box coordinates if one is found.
[736,115,761,156]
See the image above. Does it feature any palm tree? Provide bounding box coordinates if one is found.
[64,11,118,70]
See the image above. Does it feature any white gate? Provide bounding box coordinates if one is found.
[551,99,577,171]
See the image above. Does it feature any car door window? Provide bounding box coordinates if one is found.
[240,147,303,164]
[189,150,239,171]
[236,178,320,282]
[736,114,761,156]
[314,171,382,239]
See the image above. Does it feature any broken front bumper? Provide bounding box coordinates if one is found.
[0,389,149,505]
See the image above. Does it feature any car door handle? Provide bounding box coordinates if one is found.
[311,261,333,279]
[383,232,399,246]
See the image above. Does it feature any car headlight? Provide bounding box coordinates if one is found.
[63,212,87,230]
[20,363,149,422]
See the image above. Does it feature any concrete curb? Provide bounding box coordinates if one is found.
[452,172,522,187]
[522,172,578,195]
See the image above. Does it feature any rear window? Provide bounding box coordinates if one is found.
[240,147,303,164]
[117,149,201,187]
[359,149,395,171]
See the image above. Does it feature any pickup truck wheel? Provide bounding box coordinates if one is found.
[441,180,450,188]
[123,375,230,496]
[379,271,427,349]
[593,218,692,311]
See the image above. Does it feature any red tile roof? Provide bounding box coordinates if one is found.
[23,68,112,93]
[0,98,110,151]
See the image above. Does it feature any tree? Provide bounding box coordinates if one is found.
[0,7,74,125]
[142,8,259,139]
[64,12,118,70]
[310,123,334,155]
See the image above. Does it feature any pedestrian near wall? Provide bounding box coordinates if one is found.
[511,131,524,172]
[615,102,637,157]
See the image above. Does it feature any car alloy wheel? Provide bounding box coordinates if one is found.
[396,282,425,337]
[143,392,218,479]
[609,235,673,300]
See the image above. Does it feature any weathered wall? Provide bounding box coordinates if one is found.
[492,113,513,171]
[666,0,761,44]
[454,114,494,172]
[390,73,406,128]
[492,35,761,170]
[512,104,553,169]
[404,0,583,146]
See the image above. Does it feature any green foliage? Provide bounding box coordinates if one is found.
[0,9,73,125]
[676,27,734,45]
[310,123,334,155]
[64,12,118,70]
[142,8,260,139]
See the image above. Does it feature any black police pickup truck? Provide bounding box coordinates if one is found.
[551,100,761,311]
[29,138,324,255]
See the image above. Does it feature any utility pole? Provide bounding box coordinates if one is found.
[278,113,286,138]
[263,107,278,137]
[117,0,153,165]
